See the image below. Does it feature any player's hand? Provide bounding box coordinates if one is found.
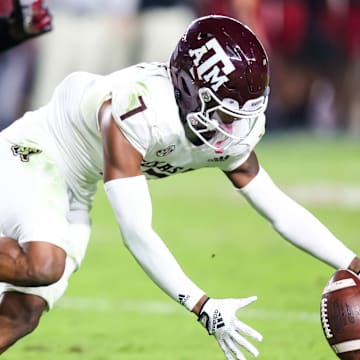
[198,297,262,360]
[347,256,360,276]
[10,0,52,38]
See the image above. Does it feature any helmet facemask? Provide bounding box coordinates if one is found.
[186,87,269,153]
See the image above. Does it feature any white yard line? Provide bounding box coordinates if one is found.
[285,185,360,208]
[57,296,319,323]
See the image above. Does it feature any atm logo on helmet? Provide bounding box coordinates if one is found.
[189,38,235,91]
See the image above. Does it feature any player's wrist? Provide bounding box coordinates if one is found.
[347,256,360,274]
[191,294,209,316]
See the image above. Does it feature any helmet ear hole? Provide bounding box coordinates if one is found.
[200,88,212,103]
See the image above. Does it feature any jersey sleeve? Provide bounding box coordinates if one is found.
[111,81,154,157]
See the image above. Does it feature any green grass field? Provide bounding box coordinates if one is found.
[5,133,360,360]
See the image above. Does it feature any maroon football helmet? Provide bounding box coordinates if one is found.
[169,15,270,152]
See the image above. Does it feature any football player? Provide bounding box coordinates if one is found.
[0,15,359,360]
[0,0,52,52]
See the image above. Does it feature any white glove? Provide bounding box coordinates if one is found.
[198,297,262,360]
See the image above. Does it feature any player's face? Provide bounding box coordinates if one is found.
[220,112,236,124]
[212,111,237,124]
[205,95,247,123]
[185,89,264,152]
[209,109,256,139]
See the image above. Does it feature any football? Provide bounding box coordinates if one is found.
[321,269,360,360]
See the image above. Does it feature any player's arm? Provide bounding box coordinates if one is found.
[224,152,358,270]
[99,99,206,309]
[99,100,262,360]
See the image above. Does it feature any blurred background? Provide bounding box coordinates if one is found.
[1,2,360,359]
[0,0,360,136]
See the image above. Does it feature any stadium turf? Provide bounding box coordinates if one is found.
[5,133,360,360]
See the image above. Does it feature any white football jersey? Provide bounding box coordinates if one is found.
[0,63,265,207]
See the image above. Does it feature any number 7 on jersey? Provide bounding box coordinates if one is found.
[120,96,147,121]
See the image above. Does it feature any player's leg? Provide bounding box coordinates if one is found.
[0,237,66,287]
[0,243,88,354]
[0,138,69,287]
[0,292,46,353]
[0,138,91,352]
